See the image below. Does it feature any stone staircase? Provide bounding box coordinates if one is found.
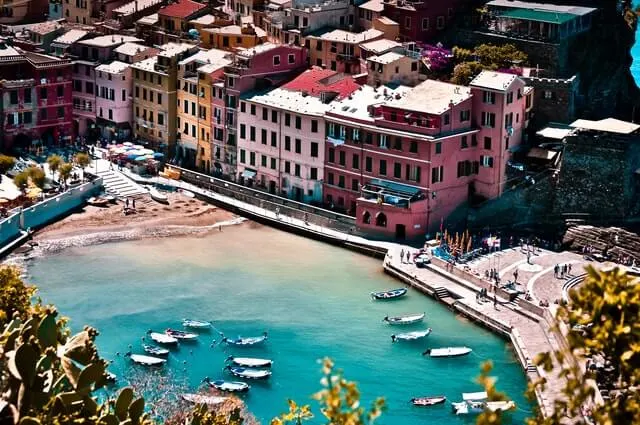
[98,171,148,198]
[434,287,450,300]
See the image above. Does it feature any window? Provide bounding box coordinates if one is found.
[108,110,113,120]
[410,141,418,153]
[339,151,345,166]
[393,137,402,150]
[311,120,318,133]
[40,109,47,120]
[435,142,442,154]
[261,155,267,167]
[284,113,290,127]
[379,160,387,175]
[379,134,388,148]
[240,124,246,139]
[240,102,246,113]
[431,166,444,183]
[149,91,153,102]
[295,164,301,177]
[295,116,301,129]
[271,110,277,123]
[311,142,318,157]
[484,137,492,150]
[295,138,302,154]
[461,135,468,149]
[338,175,345,188]
[352,154,359,169]
[288,54,295,64]
[285,161,291,174]
[135,86,139,98]
[9,91,18,104]
[240,150,246,164]
[285,136,291,151]
[443,114,450,125]
[363,211,371,224]
[506,92,514,104]
[57,85,64,97]
[351,179,359,191]
[482,91,496,104]
[24,89,31,103]
[365,156,372,172]
[250,104,256,115]
[408,165,421,182]
[273,55,281,66]
[142,88,147,100]
[157,93,162,104]
[316,40,322,51]
[23,111,32,124]
[271,131,277,147]
[544,90,553,99]
[57,107,64,118]
[460,110,470,121]
[271,157,277,170]
[40,87,47,99]
[250,126,256,141]
[250,152,256,166]
[481,112,496,128]
[404,16,411,29]
[261,129,267,144]
[481,155,494,168]
[437,16,445,29]
[422,18,429,31]
[457,161,474,178]
[328,147,335,163]
[121,89,126,101]
[375,212,387,227]
[310,167,318,180]
[471,134,478,147]
[158,114,164,125]
[327,172,334,185]
[394,162,402,178]
[330,61,336,71]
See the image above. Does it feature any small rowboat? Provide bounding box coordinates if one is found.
[166,328,198,340]
[179,189,196,198]
[87,197,110,207]
[411,396,447,406]
[371,288,407,300]
[220,332,268,346]
[150,187,169,204]
[183,319,212,329]
[147,331,178,345]
[423,347,472,358]
[128,353,166,366]
[226,356,273,368]
[391,328,432,343]
[203,378,250,393]
[384,313,425,325]
[224,366,272,380]
[143,344,169,356]
[181,393,227,406]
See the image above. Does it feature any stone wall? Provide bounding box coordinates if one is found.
[522,75,579,128]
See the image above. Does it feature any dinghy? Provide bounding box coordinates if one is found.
[179,189,196,198]
[183,319,212,329]
[127,353,166,366]
[181,393,227,406]
[383,312,425,325]
[391,328,432,343]
[411,396,447,406]
[166,328,198,340]
[451,392,515,415]
[220,332,268,346]
[147,331,178,345]
[143,344,169,356]
[226,356,273,368]
[224,366,272,380]
[423,347,472,358]
[150,187,168,203]
[87,197,109,207]
[203,377,250,393]
[371,288,407,300]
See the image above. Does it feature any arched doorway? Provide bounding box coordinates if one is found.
[362,210,371,224]
[375,212,387,227]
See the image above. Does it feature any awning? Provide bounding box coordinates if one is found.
[367,178,422,198]
[241,169,257,179]
[327,136,345,146]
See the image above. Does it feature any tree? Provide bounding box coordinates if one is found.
[450,44,527,85]
[0,266,35,326]
[74,153,90,181]
[452,61,485,85]
[27,166,45,189]
[58,162,73,188]
[0,154,16,175]
[46,154,63,182]
[13,170,29,192]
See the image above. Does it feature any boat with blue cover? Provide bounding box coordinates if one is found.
[371,288,407,300]
[219,332,268,346]
[224,365,272,380]
[391,328,432,342]
[203,377,250,393]
[226,356,273,368]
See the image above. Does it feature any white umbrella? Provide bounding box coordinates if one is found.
[140,148,154,155]
[133,145,144,150]
[123,142,133,146]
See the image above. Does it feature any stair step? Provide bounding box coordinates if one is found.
[434,287,450,299]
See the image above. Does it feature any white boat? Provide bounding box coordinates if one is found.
[383,313,425,325]
[411,395,446,406]
[128,353,166,366]
[183,319,212,329]
[203,378,250,393]
[143,344,169,356]
[150,187,169,203]
[452,392,515,415]
[226,356,273,368]
[147,331,178,345]
[391,328,432,342]
[181,393,227,406]
[87,197,110,207]
[105,371,117,383]
[166,328,198,340]
[224,366,272,380]
[423,346,472,357]
[371,288,407,300]
[220,332,268,346]
[180,189,196,198]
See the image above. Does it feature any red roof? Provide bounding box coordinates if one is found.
[159,0,206,19]
[282,67,360,99]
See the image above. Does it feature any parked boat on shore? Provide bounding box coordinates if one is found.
[147,331,178,345]
[383,312,425,325]
[371,288,407,300]
[391,328,432,342]
[183,319,212,329]
[150,187,169,204]
[423,347,472,357]
[143,344,169,356]
[219,332,268,346]
[226,356,273,368]
[203,377,250,393]
[166,328,198,340]
[127,353,166,366]
[224,366,272,380]
[411,396,447,406]
[87,197,110,207]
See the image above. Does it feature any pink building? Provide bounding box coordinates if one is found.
[324,71,532,240]
[95,61,132,141]
[213,43,307,178]
[237,67,359,202]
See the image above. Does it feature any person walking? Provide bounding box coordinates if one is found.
[513,269,519,283]
[568,264,572,275]
[132,198,136,209]
[554,264,559,278]
[400,249,405,264]
[406,250,411,263]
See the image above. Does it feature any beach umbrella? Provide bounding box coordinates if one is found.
[135,156,147,162]
[126,153,139,159]
[153,152,164,159]
[133,145,144,150]
[140,148,154,155]
[123,142,133,146]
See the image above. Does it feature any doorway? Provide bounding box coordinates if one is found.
[395,224,406,240]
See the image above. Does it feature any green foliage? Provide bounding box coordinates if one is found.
[450,43,527,85]
[13,170,29,191]
[452,46,474,63]
[13,167,45,191]
[74,153,90,175]
[0,266,35,326]
[0,154,16,175]
[475,361,513,425]
[190,404,244,425]
[46,154,63,181]
[272,358,385,425]
[452,62,484,85]
[59,163,73,185]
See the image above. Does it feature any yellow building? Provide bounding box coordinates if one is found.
[176,48,231,171]
[156,0,208,43]
[63,0,92,25]
[131,43,198,155]
[201,24,267,51]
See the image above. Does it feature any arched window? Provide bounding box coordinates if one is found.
[375,212,387,227]
[362,210,371,224]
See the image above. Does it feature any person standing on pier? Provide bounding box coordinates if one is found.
[513,269,519,283]
[400,249,405,263]
[554,264,559,278]
[406,250,411,263]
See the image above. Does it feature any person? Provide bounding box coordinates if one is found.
[406,250,411,263]
[304,213,309,225]
[275,207,280,218]
[554,264,559,278]
[132,198,136,209]
[125,198,129,208]
[513,269,519,283]
[400,249,405,263]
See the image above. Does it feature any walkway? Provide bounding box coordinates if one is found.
[86,158,147,198]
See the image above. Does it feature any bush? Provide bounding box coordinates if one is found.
[0,265,34,325]
[0,154,16,175]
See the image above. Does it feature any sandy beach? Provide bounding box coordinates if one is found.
[31,192,246,253]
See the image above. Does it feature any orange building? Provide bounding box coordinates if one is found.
[201,24,267,51]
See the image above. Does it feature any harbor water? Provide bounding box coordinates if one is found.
[27,225,530,424]
[632,2,640,85]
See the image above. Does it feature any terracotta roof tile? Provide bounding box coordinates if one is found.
[282,67,360,99]
[159,0,206,19]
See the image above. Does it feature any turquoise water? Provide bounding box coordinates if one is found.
[27,225,530,424]
[633,2,640,85]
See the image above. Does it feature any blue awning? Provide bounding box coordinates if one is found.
[241,169,257,179]
[367,178,422,198]
[327,136,345,146]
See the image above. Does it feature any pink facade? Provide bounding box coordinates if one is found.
[95,61,133,140]
[323,72,532,240]
[383,0,460,42]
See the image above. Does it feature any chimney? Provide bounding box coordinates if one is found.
[135,0,138,13]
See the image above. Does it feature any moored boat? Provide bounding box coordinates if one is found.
[127,353,166,366]
[105,371,117,383]
[150,187,169,203]
[87,197,110,207]
[422,347,472,357]
[143,344,169,356]
[166,328,198,340]
[391,328,432,343]
[371,288,407,300]
[147,331,178,345]
[203,377,250,393]
[411,396,447,406]
[219,332,268,346]
[226,356,273,368]
[224,366,272,380]
[181,393,227,406]
[183,319,212,329]
[383,312,425,325]
[179,189,196,198]
[451,392,515,415]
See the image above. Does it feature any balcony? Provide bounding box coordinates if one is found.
[360,178,427,209]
